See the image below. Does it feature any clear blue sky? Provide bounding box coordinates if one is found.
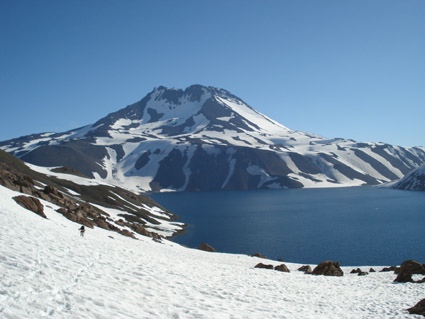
[1,0,424,147]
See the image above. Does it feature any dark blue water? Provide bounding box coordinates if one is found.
[151,187,425,266]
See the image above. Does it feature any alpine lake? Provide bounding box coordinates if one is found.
[151,186,425,266]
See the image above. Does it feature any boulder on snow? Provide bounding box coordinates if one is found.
[312,261,344,277]
[274,264,290,273]
[350,268,368,276]
[198,242,216,252]
[380,266,398,273]
[298,265,313,274]
[394,260,425,283]
[119,229,135,238]
[254,263,274,270]
[407,298,425,316]
[251,252,267,259]
[350,268,361,274]
[13,195,46,218]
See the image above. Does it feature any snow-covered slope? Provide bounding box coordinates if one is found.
[393,164,425,191]
[1,85,424,192]
[0,184,423,319]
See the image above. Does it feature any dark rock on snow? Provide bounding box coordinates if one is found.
[198,242,216,252]
[350,268,361,274]
[312,261,344,277]
[298,265,313,274]
[13,195,46,219]
[254,262,290,273]
[407,298,425,317]
[274,264,290,273]
[380,266,398,273]
[394,260,425,283]
[254,263,274,270]
[350,268,369,276]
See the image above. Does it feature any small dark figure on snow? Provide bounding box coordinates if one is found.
[79,225,85,237]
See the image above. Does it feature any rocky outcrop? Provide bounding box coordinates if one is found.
[13,195,46,218]
[312,261,344,277]
[298,265,312,274]
[254,262,290,273]
[0,149,182,240]
[407,298,425,316]
[350,268,369,276]
[274,264,290,273]
[254,263,274,270]
[380,266,398,272]
[198,242,216,252]
[394,260,425,283]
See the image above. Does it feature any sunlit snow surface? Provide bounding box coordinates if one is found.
[0,185,422,319]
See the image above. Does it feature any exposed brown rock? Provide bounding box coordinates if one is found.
[198,242,216,252]
[0,149,179,241]
[407,298,425,316]
[394,260,425,283]
[350,268,368,276]
[274,264,290,272]
[119,229,135,238]
[254,263,274,270]
[312,261,344,277]
[380,266,398,272]
[13,195,46,218]
[298,265,312,274]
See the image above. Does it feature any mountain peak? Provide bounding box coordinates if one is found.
[152,84,236,105]
[93,84,282,138]
[1,85,424,192]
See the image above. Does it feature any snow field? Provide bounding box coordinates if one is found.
[0,185,423,319]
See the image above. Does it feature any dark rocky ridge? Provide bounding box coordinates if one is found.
[0,149,182,239]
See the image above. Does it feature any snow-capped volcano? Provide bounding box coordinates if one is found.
[1,85,425,192]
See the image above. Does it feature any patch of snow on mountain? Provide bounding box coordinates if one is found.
[221,149,237,189]
[103,147,118,179]
[26,164,109,187]
[90,202,181,237]
[179,146,197,191]
[246,164,275,187]
[110,118,135,130]
[216,96,288,133]
[146,89,210,124]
